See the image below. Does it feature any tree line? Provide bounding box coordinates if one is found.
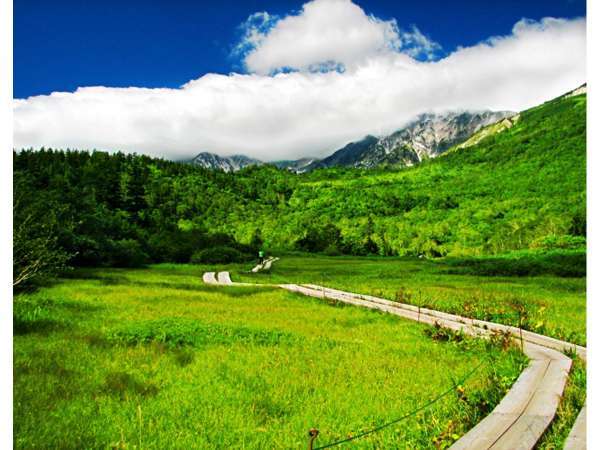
[13,93,586,287]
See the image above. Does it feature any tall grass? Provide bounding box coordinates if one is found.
[236,255,586,345]
[14,265,525,449]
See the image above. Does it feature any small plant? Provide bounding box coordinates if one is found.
[173,347,195,367]
[424,322,464,343]
[13,296,65,335]
[102,371,159,400]
[488,329,515,352]
[432,420,460,449]
[394,287,413,304]
[562,346,578,359]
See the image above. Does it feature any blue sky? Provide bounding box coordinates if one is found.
[14,0,585,98]
[13,0,586,160]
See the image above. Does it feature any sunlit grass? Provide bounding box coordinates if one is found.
[14,265,524,449]
[235,255,586,345]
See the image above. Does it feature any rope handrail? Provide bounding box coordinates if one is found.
[310,359,487,449]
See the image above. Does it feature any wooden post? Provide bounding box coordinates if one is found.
[518,309,524,353]
[308,428,319,450]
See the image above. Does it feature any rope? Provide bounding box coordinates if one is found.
[312,359,487,449]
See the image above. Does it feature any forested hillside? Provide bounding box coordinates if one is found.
[13,92,586,280]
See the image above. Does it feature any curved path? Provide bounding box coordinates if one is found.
[203,268,586,449]
[251,256,279,273]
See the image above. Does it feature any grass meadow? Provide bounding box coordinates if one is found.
[235,254,587,448]
[14,264,526,449]
[236,254,586,346]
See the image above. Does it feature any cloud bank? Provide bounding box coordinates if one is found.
[237,0,441,74]
[13,0,586,161]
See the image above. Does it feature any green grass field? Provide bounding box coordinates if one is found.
[14,264,526,449]
[235,254,586,346]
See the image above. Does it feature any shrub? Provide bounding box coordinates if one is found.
[108,239,149,267]
[147,230,209,263]
[532,234,586,251]
[442,250,585,277]
[190,246,245,264]
[295,223,342,253]
[13,173,71,288]
[323,244,341,256]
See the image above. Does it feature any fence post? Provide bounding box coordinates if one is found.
[308,428,319,450]
[518,309,524,353]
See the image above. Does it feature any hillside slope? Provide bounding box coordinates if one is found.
[13,90,586,264]
[279,92,585,256]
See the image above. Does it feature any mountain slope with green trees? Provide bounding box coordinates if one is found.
[12,91,586,286]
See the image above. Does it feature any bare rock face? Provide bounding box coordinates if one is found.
[190,152,262,172]
[312,110,514,169]
[190,153,321,173]
[190,110,517,171]
[271,158,321,173]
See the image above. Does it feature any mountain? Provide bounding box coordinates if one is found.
[455,114,521,150]
[190,109,525,172]
[271,158,320,173]
[190,152,321,173]
[309,110,514,170]
[306,136,379,170]
[190,152,261,171]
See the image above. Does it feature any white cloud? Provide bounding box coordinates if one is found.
[238,0,440,74]
[13,2,585,162]
[400,25,442,61]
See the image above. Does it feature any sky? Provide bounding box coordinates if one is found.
[13,0,586,161]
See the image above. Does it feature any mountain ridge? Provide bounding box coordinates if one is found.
[190,110,514,172]
[306,110,514,170]
[187,85,586,172]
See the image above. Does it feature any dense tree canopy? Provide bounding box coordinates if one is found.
[13,93,586,281]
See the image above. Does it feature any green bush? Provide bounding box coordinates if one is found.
[295,223,342,253]
[442,250,586,277]
[108,239,149,267]
[323,244,341,256]
[147,229,209,263]
[532,234,586,251]
[190,246,245,264]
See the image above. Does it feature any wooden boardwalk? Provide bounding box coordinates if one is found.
[251,256,278,273]
[203,266,586,449]
[564,403,586,449]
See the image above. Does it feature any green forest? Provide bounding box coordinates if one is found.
[13,93,586,286]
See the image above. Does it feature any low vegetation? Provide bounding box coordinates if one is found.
[14,265,526,449]
[236,255,586,346]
